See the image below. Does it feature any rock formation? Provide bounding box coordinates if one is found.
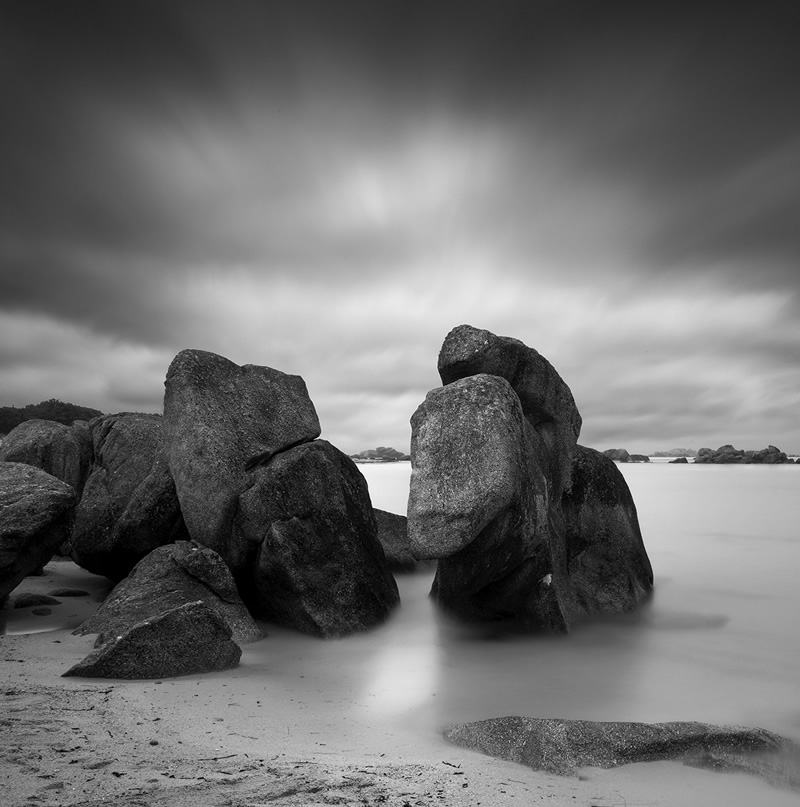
[0,418,93,496]
[162,349,321,570]
[694,444,795,464]
[73,540,261,646]
[1,463,77,602]
[443,716,800,790]
[63,601,241,679]
[408,325,653,631]
[163,349,398,637]
[70,413,186,580]
[234,440,399,637]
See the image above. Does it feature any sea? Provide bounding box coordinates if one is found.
[3,458,800,801]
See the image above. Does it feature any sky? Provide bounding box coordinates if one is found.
[1,0,799,455]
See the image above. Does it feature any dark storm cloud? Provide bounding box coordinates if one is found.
[1,1,799,452]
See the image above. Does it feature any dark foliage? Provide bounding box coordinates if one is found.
[0,399,103,435]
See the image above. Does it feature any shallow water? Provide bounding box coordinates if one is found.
[4,460,800,751]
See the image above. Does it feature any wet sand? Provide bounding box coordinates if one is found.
[2,560,798,806]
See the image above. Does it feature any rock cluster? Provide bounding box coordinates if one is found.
[408,325,653,631]
[694,444,795,464]
[2,347,400,676]
[602,448,650,463]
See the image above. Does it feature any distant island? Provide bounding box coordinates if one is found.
[0,399,103,436]
[350,446,410,463]
[651,448,698,457]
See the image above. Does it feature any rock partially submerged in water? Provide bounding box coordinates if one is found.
[235,440,399,637]
[64,600,241,679]
[443,716,800,790]
[73,540,261,646]
[408,325,653,631]
[373,509,420,572]
[694,444,796,464]
[0,463,77,602]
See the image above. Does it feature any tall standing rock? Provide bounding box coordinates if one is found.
[234,440,399,637]
[408,325,652,631]
[409,374,567,630]
[71,413,186,580]
[437,324,582,494]
[1,463,77,601]
[162,349,321,571]
[0,418,93,496]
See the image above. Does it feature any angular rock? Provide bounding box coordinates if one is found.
[0,463,77,601]
[163,349,321,570]
[73,540,262,646]
[561,446,653,619]
[373,509,418,571]
[70,413,186,580]
[437,324,581,493]
[443,716,799,790]
[0,418,93,496]
[409,374,568,630]
[603,448,630,463]
[234,440,399,637]
[63,601,241,679]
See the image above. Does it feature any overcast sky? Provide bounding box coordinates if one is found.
[2,0,799,454]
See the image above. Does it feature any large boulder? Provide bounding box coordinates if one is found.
[443,717,798,789]
[408,325,652,632]
[602,448,630,463]
[234,440,400,637]
[0,419,93,496]
[73,540,261,646]
[409,374,568,630]
[0,463,77,601]
[437,324,581,494]
[63,601,241,679]
[163,349,321,570]
[561,446,653,618]
[70,413,186,580]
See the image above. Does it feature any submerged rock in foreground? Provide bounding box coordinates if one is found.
[443,716,800,790]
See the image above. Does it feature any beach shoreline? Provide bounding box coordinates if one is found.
[2,561,799,806]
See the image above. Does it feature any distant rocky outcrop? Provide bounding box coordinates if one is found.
[652,448,697,457]
[1,463,77,602]
[408,325,652,631]
[350,446,410,462]
[443,716,800,790]
[670,456,689,464]
[601,449,650,463]
[694,445,795,464]
[0,418,93,496]
[73,540,261,646]
[0,399,102,436]
[70,413,187,580]
[63,601,241,679]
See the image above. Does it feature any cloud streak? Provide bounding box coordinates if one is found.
[1,1,799,454]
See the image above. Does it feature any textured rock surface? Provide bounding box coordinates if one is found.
[74,540,261,645]
[561,445,653,619]
[0,463,77,601]
[409,374,567,630]
[373,509,418,571]
[70,413,186,580]
[235,440,399,637]
[443,716,799,790]
[163,349,321,570]
[437,324,581,493]
[408,325,652,631]
[0,418,93,496]
[63,601,241,679]
[695,444,796,464]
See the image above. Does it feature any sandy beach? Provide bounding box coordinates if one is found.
[3,560,799,807]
